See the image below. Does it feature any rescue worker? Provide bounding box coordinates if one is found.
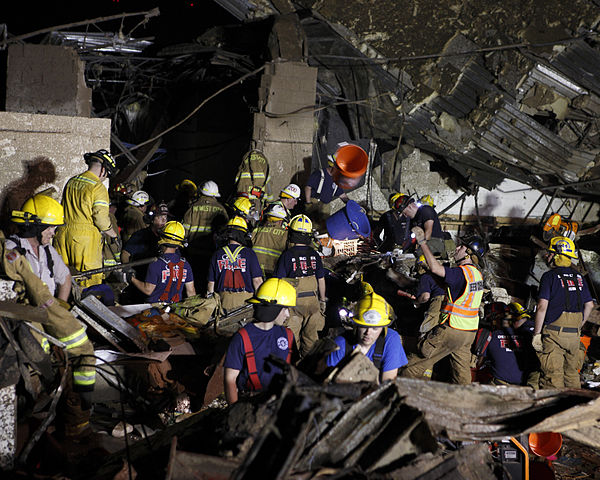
[402,229,486,384]
[168,178,198,221]
[266,183,301,226]
[274,214,326,357]
[0,236,96,438]
[182,181,228,292]
[327,290,408,381]
[420,194,435,208]
[252,203,289,277]
[129,221,196,304]
[532,236,594,389]
[397,194,446,258]
[304,158,349,205]
[120,202,169,304]
[223,278,297,404]
[234,149,272,215]
[414,255,446,336]
[372,192,411,252]
[182,180,228,246]
[477,303,539,386]
[226,195,255,230]
[122,202,169,265]
[8,194,72,302]
[54,149,119,287]
[121,190,151,244]
[206,216,263,312]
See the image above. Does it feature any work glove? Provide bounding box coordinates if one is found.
[411,226,426,245]
[319,299,327,315]
[532,333,543,353]
[123,268,135,284]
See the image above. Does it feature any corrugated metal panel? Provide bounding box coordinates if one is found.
[551,39,600,97]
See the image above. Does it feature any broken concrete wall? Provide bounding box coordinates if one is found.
[398,147,600,228]
[6,44,92,117]
[0,112,110,228]
[253,61,317,196]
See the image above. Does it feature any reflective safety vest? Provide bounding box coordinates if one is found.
[441,264,484,330]
[239,326,293,391]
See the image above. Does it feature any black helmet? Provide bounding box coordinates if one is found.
[84,149,117,177]
[460,234,487,262]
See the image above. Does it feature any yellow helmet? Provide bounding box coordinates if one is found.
[12,194,64,226]
[549,236,577,259]
[227,216,248,233]
[389,193,401,208]
[159,221,186,247]
[177,179,198,195]
[233,196,251,216]
[509,302,530,320]
[354,293,392,327]
[289,214,312,233]
[247,278,297,307]
[420,194,435,207]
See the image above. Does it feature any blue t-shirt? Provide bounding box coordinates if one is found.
[484,327,533,385]
[411,205,444,240]
[208,243,262,293]
[224,323,294,392]
[145,252,194,303]
[538,266,593,324]
[305,168,343,204]
[123,227,159,261]
[326,328,407,373]
[417,272,446,298]
[375,210,411,251]
[443,265,469,301]
[274,245,325,279]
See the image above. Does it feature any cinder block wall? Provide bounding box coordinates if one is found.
[253,61,317,197]
[6,44,92,117]
[0,112,110,230]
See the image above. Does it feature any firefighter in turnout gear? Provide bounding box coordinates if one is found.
[121,190,151,244]
[54,149,120,287]
[402,229,486,384]
[265,183,301,226]
[207,216,264,312]
[129,221,196,303]
[182,180,228,292]
[252,204,289,277]
[234,149,272,217]
[8,194,72,302]
[274,214,326,357]
[0,235,96,437]
[533,236,594,389]
[223,278,297,404]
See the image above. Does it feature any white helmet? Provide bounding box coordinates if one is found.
[280,183,300,199]
[127,190,150,207]
[201,180,220,197]
[266,203,287,220]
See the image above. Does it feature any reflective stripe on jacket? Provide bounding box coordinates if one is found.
[442,264,483,330]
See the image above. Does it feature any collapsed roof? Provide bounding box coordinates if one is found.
[26,1,600,202]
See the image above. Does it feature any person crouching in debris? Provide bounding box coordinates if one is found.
[129,221,196,303]
[402,229,486,384]
[207,216,264,312]
[327,289,407,381]
[8,194,72,302]
[224,278,298,403]
[0,233,96,438]
[532,236,594,389]
[274,214,326,358]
